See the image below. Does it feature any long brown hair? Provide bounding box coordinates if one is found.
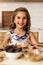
[10,7,31,31]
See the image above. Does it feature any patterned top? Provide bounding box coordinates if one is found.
[7,30,30,46]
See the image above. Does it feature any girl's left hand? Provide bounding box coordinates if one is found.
[32,44,37,49]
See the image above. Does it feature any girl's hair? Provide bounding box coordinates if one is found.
[10,7,31,31]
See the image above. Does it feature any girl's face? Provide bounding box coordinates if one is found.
[14,11,27,29]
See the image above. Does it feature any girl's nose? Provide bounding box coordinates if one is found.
[20,18,23,23]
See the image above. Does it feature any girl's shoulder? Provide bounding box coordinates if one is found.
[7,29,14,34]
[6,30,14,38]
[27,30,34,36]
[29,31,35,37]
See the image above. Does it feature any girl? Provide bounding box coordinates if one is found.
[3,7,38,48]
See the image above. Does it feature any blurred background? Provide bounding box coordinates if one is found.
[0,0,43,2]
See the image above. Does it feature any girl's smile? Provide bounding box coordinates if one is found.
[14,12,27,29]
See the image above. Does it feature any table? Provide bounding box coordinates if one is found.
[0,57,43,65]
[0,49,43,65]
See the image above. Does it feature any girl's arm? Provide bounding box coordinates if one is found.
[3,33,10,47]
[29,32,38,46]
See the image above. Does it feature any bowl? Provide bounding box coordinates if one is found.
[4,51,22,59]
[4,45,22,59]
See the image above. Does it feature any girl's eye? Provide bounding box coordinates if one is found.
[23,17,27,19]
[17,17,20,19]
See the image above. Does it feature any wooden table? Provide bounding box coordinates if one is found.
[0,48,43,65]
[0,57,43,65]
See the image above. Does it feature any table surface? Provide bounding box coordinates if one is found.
[0,59,43,65]
[0,57,43,65]
[0,50,43,65]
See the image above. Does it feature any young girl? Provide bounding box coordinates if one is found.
[3,7,38,48]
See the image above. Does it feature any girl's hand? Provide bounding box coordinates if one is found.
[32,44,37,49]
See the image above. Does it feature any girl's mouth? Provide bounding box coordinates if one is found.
[18,23,24,26]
